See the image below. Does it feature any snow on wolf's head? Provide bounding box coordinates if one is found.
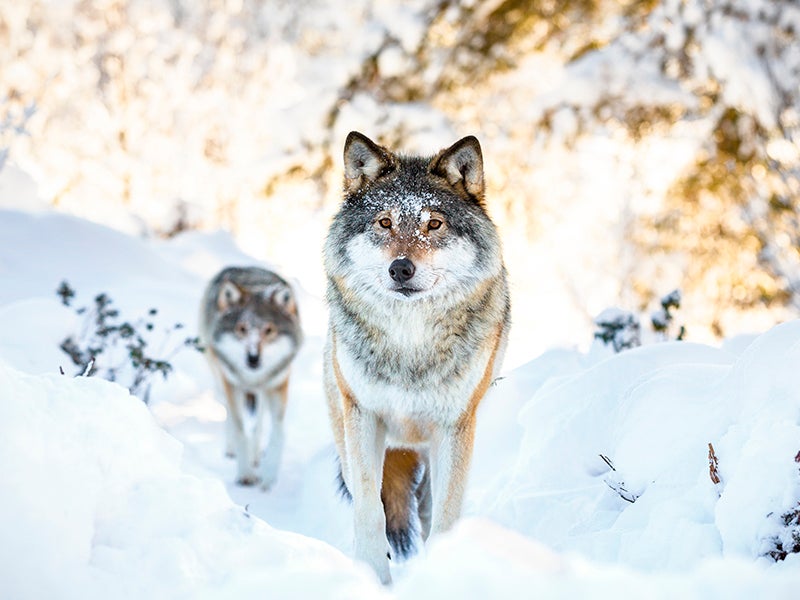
[324,131,505,305]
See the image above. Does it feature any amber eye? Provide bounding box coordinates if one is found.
[378,217,392,229]
[262,324,275,337]
[235,322,247,336]
[428,219,443,231]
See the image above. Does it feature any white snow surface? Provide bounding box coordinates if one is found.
[1,206,800,598]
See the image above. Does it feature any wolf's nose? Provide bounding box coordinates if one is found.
[389,258,415,283]
[247,353,260,369]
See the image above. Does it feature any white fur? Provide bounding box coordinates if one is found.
[335,324,493,437]
[215,333,294,388]
[213,333,294,488]
[343,408,391,583]
[221,381,290,489]
[344,233,484,302]
[335,229,501,429]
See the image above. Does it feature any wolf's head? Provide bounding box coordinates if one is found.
[210,279,300,383]
[324,132,504,305]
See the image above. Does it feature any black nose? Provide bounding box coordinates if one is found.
[247,353,260,369]
[389,258,415,283]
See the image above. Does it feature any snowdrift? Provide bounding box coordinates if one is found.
[1,207,799,598]
[478,331,800,573]
[0,361,383,600]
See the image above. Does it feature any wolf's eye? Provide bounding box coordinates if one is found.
[262,324,275,338]
[378,217,392,229]
[235,323,247,337]
[428,219,443,231]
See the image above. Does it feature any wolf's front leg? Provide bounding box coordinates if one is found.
[429,415,477,536]
[344,401,391,584]
[224,383,260,486]
[259,382,288,490]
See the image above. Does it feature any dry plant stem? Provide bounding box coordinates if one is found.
[708,442,721,485]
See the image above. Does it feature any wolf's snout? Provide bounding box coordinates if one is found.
[389,258,415,283]
[247,353,260,369]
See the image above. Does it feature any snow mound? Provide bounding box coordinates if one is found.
[396,518,800,599]
[0,361,383,599]
[480,326,800,573]
[2,205,800,597]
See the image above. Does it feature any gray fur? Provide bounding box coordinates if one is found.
[200,267,300,350]
[323,132,511,583]
[325,139,510,393]
[199,266,302,489]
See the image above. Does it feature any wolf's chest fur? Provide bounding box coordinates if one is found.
[330,275,503,429]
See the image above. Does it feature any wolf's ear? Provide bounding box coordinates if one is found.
[217,280,243,311]
[343,131,394,195]
[271,286,297,317]
[430,136,484,203]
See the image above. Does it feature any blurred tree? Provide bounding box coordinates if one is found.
[628,1,800,333]
[2,0,799,341]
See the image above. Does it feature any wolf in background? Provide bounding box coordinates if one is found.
[199,266,302,489]
[323,131,511,583]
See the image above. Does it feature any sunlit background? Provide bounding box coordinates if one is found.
[2,0,799,368]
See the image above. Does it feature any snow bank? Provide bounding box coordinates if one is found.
[0,361,383,599]
[478,325,800,576]
[396,518,800,599]
[2,205,800,597]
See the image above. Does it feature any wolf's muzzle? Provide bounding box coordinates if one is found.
[388,258,415,283]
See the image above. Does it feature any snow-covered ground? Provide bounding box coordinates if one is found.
[2,196,800,599]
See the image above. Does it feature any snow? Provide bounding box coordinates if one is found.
[0,363,382,600]
[2,2,800,590]
[1,199,800,598]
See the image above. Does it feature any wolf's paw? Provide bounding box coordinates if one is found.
[260,474,277,491]
[235,474,260,487]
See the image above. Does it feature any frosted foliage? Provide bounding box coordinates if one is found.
[2,0,800,357]
[594,307,641,353]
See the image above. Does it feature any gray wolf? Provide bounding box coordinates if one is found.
[199,266,302,489]
[323,132,511,583]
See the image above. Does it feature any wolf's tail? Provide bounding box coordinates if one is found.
[382,449,428,558]
[336,449,430,559]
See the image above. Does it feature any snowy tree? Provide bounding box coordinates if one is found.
[2,1,800,343]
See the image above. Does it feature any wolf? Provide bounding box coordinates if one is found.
[323,131,511,583]
[199,266,302,489]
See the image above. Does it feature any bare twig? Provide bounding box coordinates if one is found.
[599,454,615,471]
[599,454,637,503]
